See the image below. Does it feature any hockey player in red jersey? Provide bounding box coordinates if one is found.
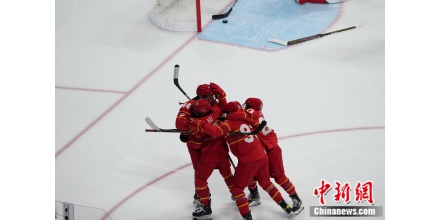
[175,83,228,173]
[190,101,293,220]
[243,97,304,215]
[296,0,349,4]
[175,84,234,220]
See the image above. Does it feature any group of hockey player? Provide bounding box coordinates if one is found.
[175,83,304,220]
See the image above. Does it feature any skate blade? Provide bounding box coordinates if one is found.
[192,216,212,220]
[248,200,261,207]
[293,205,304,215]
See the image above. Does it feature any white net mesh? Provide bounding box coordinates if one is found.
[150,0,200,31]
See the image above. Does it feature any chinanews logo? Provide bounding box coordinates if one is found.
[310,179,383,217]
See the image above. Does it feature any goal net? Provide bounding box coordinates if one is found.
[149,0,202,32]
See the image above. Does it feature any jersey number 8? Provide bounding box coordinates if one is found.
[259,117,272,135]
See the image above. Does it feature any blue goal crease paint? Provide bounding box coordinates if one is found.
[197,0,341,51]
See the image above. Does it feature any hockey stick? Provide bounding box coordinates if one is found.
[173,64,192,100]
[212,0,239,20]
[145,129,183,133]
[229,120,266,135]
[145,117,183,133]
[267,26,357,46]
[145,117,267,136]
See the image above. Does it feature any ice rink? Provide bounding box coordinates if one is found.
[54,0,385,219]
[10,0,440,219]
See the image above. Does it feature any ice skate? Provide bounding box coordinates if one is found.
[194,193,212,205]
[290,193,304,215]
[193,193,199,205]
[242,211,253,220]
[192,200,212,220]
[246,188,261,207]
[279,199,293,214]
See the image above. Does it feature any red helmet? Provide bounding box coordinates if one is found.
[224,101,242,114]
[244,98,263,110]
[196,84,214,96]
[192,99,211,117]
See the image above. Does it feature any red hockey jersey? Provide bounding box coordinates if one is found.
[246,108,278,151]
[202,110,266,163]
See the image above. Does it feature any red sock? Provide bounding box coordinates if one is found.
[223,171,234,191]
[275,176,297,196]
[264,183,284,203]
[195,179,210,206]
[231,188,250,215]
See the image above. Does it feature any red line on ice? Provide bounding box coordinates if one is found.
[55,35,197,158]
[55,86,127,94]
[278,126,385,140]
[100,163,192,220]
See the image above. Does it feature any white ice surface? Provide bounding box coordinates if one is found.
[55,0,385,219]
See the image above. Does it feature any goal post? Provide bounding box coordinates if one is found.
[149,0,202,32]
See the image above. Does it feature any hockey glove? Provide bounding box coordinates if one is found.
[179,133,189,143]
[209,82,226,101]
